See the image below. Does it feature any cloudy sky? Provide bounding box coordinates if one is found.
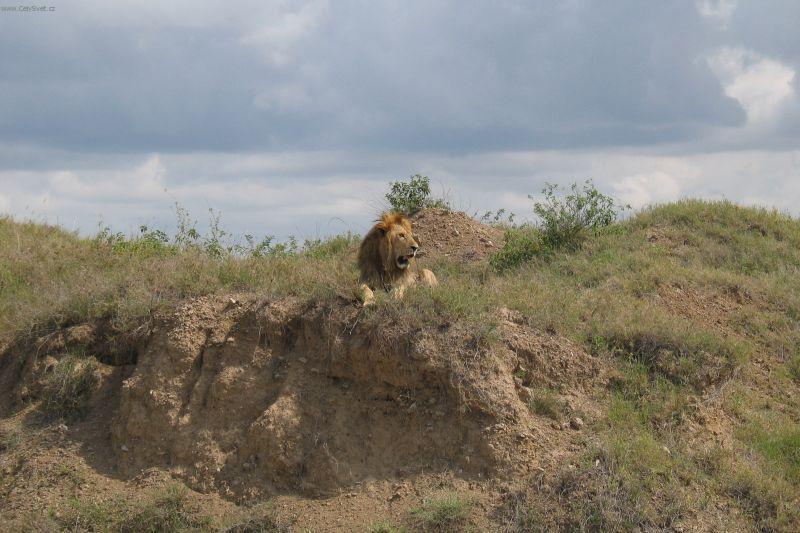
[1,0,798,239]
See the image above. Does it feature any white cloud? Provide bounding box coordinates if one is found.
[44,155,166,202]
[611,171,682,208]
[697,0,737,29]
[239,0,329,67]
[706,47,796,124]
[2,148,799,238]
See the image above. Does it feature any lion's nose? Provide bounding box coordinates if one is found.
[411,245,419,254]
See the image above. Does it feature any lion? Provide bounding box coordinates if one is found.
[357,212,438,305]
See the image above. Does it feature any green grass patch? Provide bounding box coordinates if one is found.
[490,226,543,272]
[58,483,213,532]
[409,492,471,532]
[725,461,799,531]
[787,350,800,383]
[739,421,800,483]
[529,388,566,421]
[370,522,406,533]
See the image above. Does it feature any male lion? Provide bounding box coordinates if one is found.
[357,212,438,305]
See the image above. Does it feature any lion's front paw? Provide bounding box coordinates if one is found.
[359,284,376,306]
[420,268,438,287]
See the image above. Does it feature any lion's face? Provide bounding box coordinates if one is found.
[386,222,419,270]
[358,212,422,285]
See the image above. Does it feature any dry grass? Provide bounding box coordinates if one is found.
[0,216,359,347]
[2,199,800,531]
[40,355,99,421]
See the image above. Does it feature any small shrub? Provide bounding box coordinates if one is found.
[478,208,516,225]
[489,227,542,272]
[40,355,99,421]
[386,174,448,215]
[410,492,471,532]
[532,180,625,251]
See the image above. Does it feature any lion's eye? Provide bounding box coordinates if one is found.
[399,234,406,239]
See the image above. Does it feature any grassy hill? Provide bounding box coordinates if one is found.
[1,199,799,531]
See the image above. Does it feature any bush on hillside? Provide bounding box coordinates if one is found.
[386,174,449,215]
[533,180,625,251]
[490,180,626,271]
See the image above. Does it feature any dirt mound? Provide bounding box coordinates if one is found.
[1,295,609,502]
[409,208,505,263]
[111,296,608,499]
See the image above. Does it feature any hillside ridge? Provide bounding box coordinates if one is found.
[1,201,799,531]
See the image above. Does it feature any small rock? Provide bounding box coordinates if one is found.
[226,337,235,344]
[453,229,460,236]
[662,446,671,455]
[298,357,308,364]
[570,417,584,430]
[120,445,130,452]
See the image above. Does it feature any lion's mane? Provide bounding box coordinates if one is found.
[357,212,414,290]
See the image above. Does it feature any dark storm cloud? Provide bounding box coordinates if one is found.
[0,1,758,153]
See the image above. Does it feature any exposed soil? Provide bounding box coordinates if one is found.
[0,293,609,530]
[410,208,505,263]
